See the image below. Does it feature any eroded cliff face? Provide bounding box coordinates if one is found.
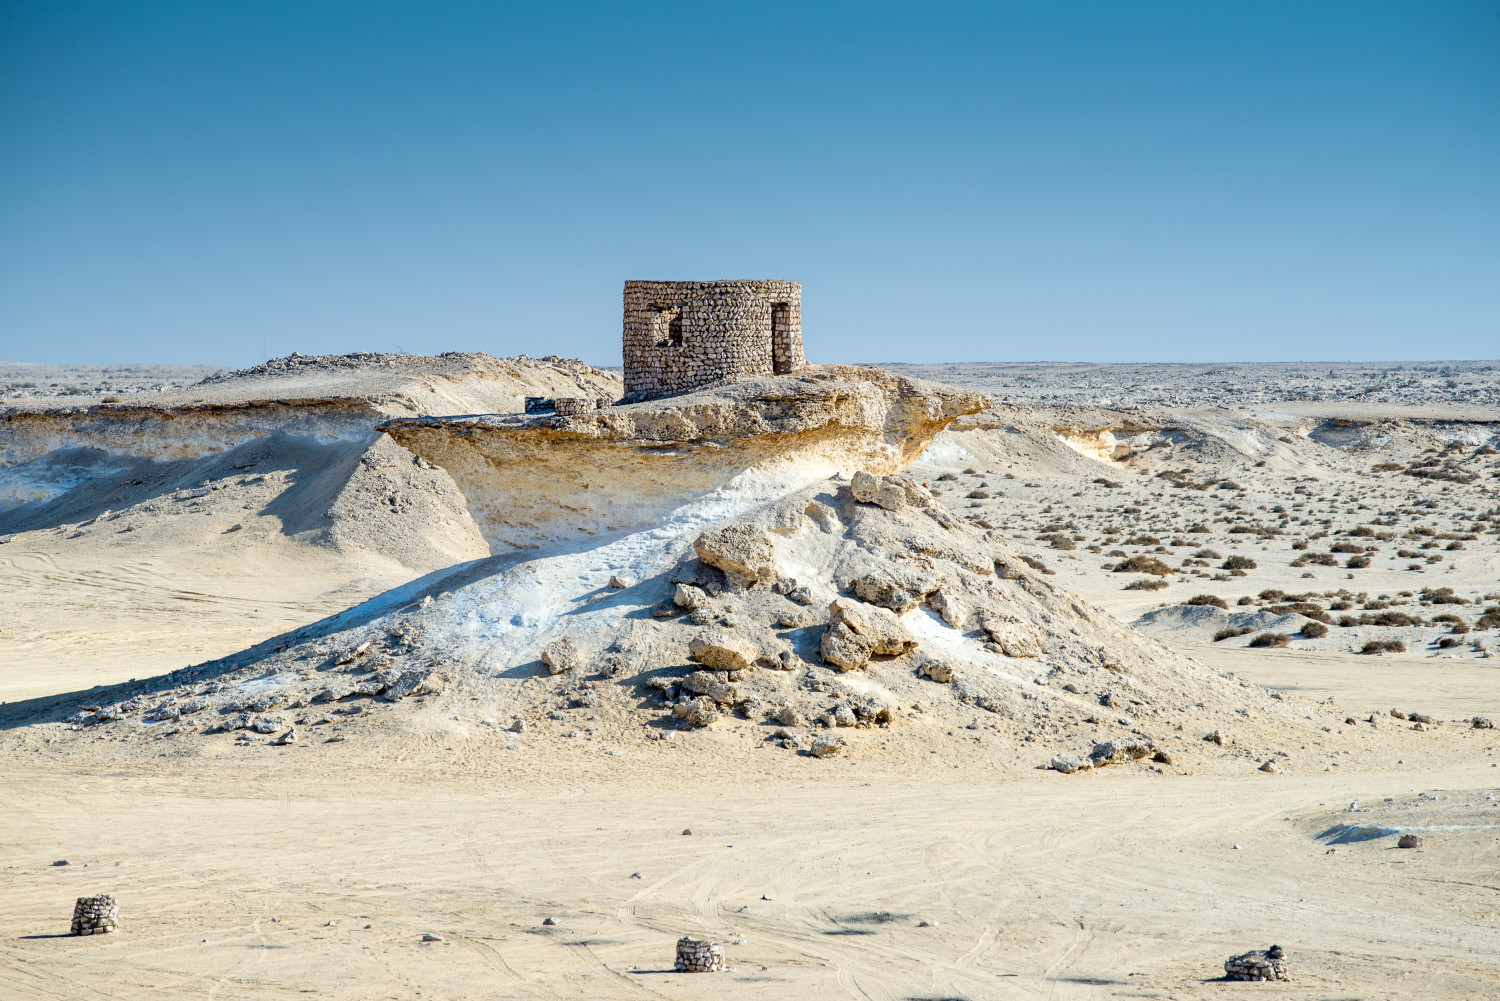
[377,366,991,552]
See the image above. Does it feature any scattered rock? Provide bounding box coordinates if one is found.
[273,728,298,746]
[1397,834,1423,849]
[422,933,445,942]
[1472,717,1494,729]
[542,917,557,926]
[1259,759,1280,773]
[607,575,632,589]
[1205,730,1225,745]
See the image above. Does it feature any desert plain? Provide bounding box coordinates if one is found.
[2,355,1498,1000]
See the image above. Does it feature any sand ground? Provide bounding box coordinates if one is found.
[4,745,1499,1000]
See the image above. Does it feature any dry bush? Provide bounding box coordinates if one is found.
[1360,639,1406,655]
[1125,578,1169,591]
[1113,555,1173,576]
[1214,626,1255,642]
[1222,556,1258,571]
[1248,632,1291,648]
[1187,594,1228,609]
[1300,621,1329,638]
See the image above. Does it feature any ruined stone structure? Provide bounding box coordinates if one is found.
[623,281,803,400]
[71,894,119,935]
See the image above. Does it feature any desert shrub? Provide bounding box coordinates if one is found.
[1437,636,1460,648]
[1360,639,1406,655]
[1331,542,1365,554]
[1424,588,1468,605]
[1337,615,1358,627]
[1125,535,1161,546]
[1237,596,1256,605]
[1291,539,1309,550]
[1430,614,1469,634]
[1125,577,1169,591]
[1478,607,1500,630]
[1300,621,1328,638]
[1222,556,1258,571]
[1187,594,1228,609]
[1346,555,1371,569]
[1214,626,1255,642]
[1113,555,1173,576]
[1019,554,1053,575]
[1093,477,1122,488]
[1040,533,1076,551]
[1329,600,1351,610]
[1258,589,1285,601]
[1187,524,1211,533]
[1248,632,1291,648]
[1365,611,1422,627]
[1193,549,1221,559]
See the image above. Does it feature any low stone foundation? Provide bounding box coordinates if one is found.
[71,894,119,935]
[1224,944,1287,981]
[674,937,724,972]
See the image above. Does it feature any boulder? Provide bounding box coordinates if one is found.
[672,697,719,727]
[851,471,933,511]
[979,612,1041,658]
[380,669,441,702]
[541,637,581,675]
[926,588,967,628]
[819,598,917,671]
[688,629,758,673]
[848,567,937,613]
[808,735,848,758]
[673,583,708,610]
[918,660,957,683]
[680,670,738,704]
[693,525,776,589]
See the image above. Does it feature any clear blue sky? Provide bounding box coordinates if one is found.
[2,1,1496,367]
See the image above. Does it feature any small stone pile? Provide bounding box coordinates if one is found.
[674,937,724,973]
[71,894,119,935]
[1224,944,1287,981]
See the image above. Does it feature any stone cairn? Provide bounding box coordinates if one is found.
[70,894,119,935]
[1224,944,1287,981]
[673,937,724,973]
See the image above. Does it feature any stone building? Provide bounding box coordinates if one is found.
[622,280,803,400]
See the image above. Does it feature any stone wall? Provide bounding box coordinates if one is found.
[623,281,803,400]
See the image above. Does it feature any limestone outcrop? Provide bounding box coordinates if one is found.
[378,366,989,552]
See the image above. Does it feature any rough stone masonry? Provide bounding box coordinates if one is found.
[622,280,804,400]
